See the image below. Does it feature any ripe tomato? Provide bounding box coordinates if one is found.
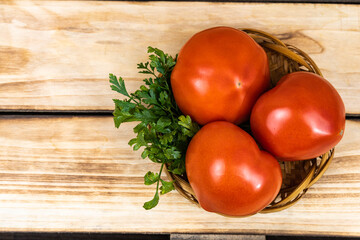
[186,121,282,216]
[250,72,346,161]
[171,27,270,125]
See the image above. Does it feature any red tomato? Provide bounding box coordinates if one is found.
[171,27,270,125]
[250,72,346,161]
[186,121,282,216]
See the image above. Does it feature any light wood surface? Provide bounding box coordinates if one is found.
[0,116,359,235]
[0,1,359,113]
[1,0,359,236]
[170,234,266,240]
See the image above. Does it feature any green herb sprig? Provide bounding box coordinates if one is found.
[110,47,199,210]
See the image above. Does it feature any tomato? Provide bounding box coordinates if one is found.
[171,27,270,125]
[185,121,282,216]
[250,72,346,161]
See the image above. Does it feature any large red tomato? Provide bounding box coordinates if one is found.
[171,27,270,125]
[250,72,346,161]
[186,121,282,216]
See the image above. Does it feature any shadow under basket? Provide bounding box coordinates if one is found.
[164,28,335,214]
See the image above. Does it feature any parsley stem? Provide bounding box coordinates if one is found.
[155,162,165,194]
[131,98,140,105]
[146,66,158,78]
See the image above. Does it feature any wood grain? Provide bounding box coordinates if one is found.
[0,1,359,113]
[170,234,266,240]
[0,116,359,235]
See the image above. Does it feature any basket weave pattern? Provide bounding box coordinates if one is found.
[164,28,334,214]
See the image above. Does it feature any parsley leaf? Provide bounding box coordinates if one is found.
[178,115,200,137]
[144,171,159,185]
[143,192,159,210]
[160,179,175,195]
[110,47,199,210]
[109,74,130,97]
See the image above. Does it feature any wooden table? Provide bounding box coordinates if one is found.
[0,0,359,237]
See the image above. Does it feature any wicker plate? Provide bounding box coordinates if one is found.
[164,28,335,214]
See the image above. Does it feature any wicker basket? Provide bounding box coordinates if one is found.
[164,28,335,214]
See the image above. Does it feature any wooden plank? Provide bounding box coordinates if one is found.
[0,116,359,235]
[0,232,169,240]
[170,234,266,240]
[0,1,359,113]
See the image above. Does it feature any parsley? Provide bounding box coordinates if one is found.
[110,46,200,210]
